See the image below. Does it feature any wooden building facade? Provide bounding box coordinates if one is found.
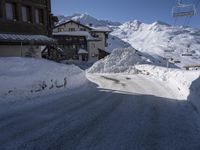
[53,20,111,62]
[0,0,57,57]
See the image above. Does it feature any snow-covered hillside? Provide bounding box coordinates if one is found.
[58,13,200,67]
[106,35,132,53]
[0,57,86,101]
[112,20,200,67]
[57,13,121,27]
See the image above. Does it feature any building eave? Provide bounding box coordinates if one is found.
[0,33,57,45]
[55,20,92,30]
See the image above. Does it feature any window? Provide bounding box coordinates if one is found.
[35,8,44,24]
[92,33,99,38]
[0,2,2,18]
[73,37,78,41]
[91,43,95,49]
[21,6,31,22]
[69,28,75,31]
[80,44,86,49]
[80,28,86,31]
[58,28,64,32]
[5,3,17,20]
[66,37,72,41]
[79,37,85,41]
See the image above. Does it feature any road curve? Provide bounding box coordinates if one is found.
[0,74,200,150]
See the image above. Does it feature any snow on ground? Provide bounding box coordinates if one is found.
[88,47,200,109]
[135,65,200,100]
[0,57,86,102]
[1,73,200,150]
[87,47,153,74]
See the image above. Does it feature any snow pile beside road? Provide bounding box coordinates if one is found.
[188,77,200,111]
[87,48,152,74]
[0,57,86,101]
[135,65,200,100]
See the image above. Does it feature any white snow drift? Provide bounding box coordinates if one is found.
[0,57,86,101]
[88,47,200,110]
[87,47,152,74]
[135,65,200,99]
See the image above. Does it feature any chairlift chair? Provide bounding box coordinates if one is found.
[172,0,196,17]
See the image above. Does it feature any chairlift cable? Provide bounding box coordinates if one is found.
[185,0,198,26]
[195,0,200,10]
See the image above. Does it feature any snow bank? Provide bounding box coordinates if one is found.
[188,77,200,111]
[135,65,200,108]
[0,57,86,101]
[87,48,151,74]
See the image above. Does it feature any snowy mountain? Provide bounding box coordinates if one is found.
[57,13,121,27]
[112,20,200,67]
[57,13,200,67]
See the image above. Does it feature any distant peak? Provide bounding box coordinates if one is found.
[151,21,170,26]
[72,12,88,16]
[132,20,142,24]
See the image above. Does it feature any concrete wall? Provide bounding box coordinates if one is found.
[0,45,42,57]
[87,32,106,61]
[87,41,99,61]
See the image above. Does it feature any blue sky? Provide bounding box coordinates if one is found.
[51,0,200,28]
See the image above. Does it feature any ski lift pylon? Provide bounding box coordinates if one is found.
[172,0,196,17]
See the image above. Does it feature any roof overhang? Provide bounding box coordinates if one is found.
[0,33,57,45]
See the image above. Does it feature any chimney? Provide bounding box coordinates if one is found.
[89,23,93,27]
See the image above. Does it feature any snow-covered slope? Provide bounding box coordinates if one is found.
[58,13,200,67]
[0,57,86,101]
[112,20,200,67]
[135,65,200,99]
[87,48,153,74]
[106,35,132,53]
[57,13,121,27]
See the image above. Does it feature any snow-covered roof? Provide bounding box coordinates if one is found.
[53,31,100,41]
[78,48,88,54]
[0,33,56,44]
[56,20,112,33]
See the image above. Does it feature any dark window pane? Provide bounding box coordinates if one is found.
[35,8,44,24]
[22,6,30,22]
[5,3,15,20]
[35,9,40,24]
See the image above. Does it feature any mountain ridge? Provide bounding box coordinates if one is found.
[57,13,200,67]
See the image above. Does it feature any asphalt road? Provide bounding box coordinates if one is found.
[0,74,200,150]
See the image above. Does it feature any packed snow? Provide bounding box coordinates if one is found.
[135,65,200,99]
[0,57,86,101]
[88,46,200,110]
[87,48,153,74]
